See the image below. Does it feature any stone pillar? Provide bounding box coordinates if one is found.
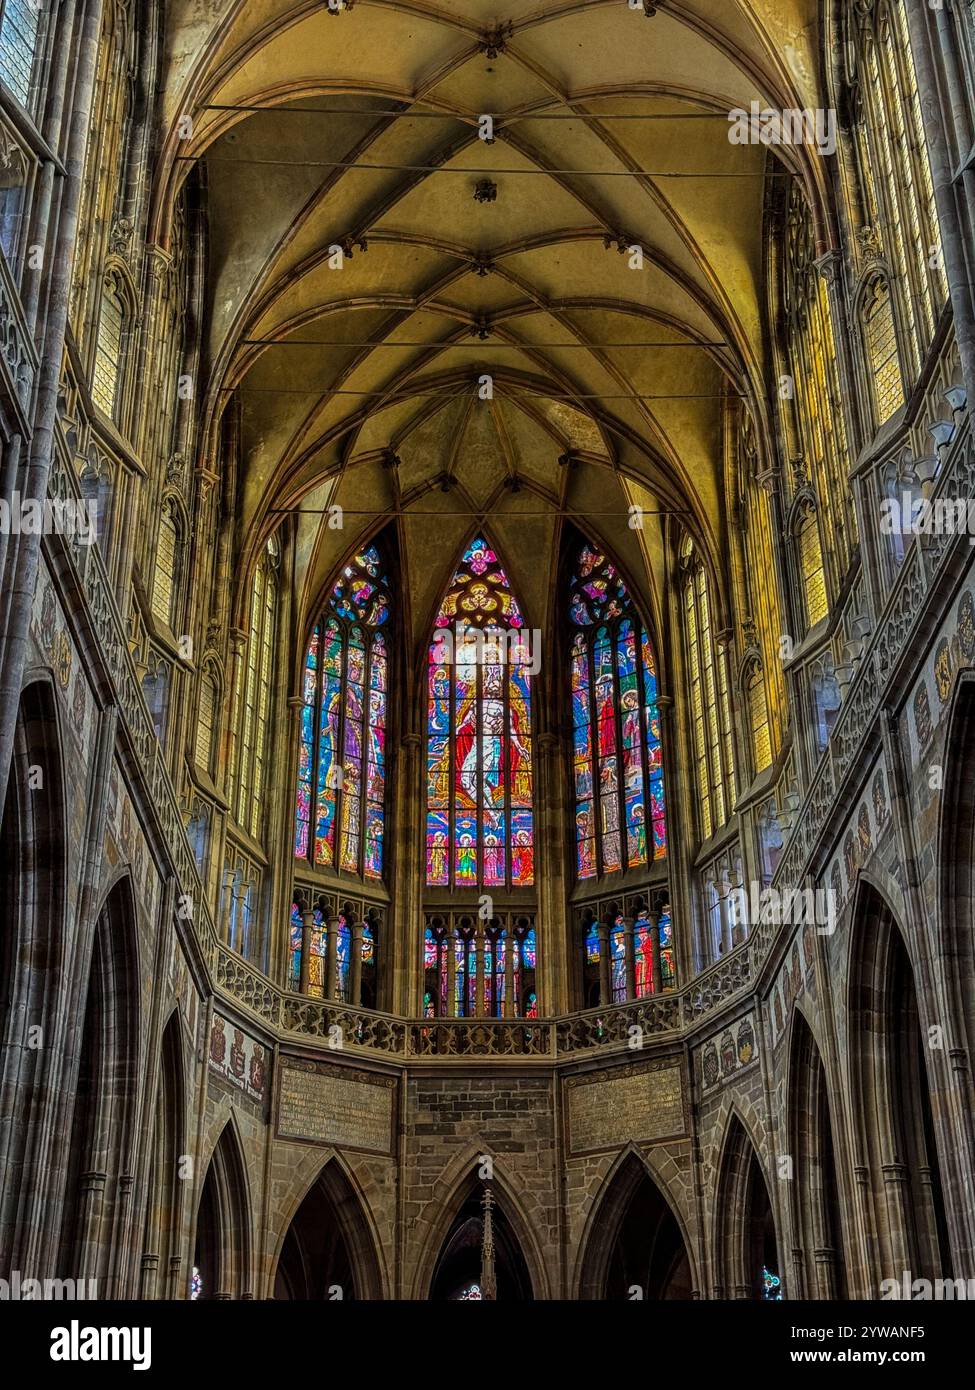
[474,918,486,1017]
[298,900,314,995]
[622,917,636,1001]
[446,928,458,1017]
[350,920,365,1006]
[504,925,516,1018]
[650,906,664,995]
[326,914,342,1000]
[813,1247,839,1301]
[597,919,611,1006]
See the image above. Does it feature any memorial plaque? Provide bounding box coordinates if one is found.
[277,1059,394,1154]
[565,1063,684,1152]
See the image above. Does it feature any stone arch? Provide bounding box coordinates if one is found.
[140,1008,188,1298]
[0,676,68,1275]
[712,1110,782,1299]
[847,876,953,1288]
[937,669,975,1063]
[784,1007,847,1298]
[193,1114,253,1300]
[271,1153,385,1300]
[56,873,142,1291]
[409,1145,551,1300]
[575,1144,697,1299]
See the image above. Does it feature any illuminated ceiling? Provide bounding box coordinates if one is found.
[158,0,829,650]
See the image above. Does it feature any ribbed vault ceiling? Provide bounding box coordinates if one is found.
[159,0,826,648]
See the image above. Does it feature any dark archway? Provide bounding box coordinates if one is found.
[140,1012,186,1297]
[579,1152,693,1299]
[193,1121,252,1299]
[715,1117,782,1298]
[273,1162,382,1300]
[429,1184,533,1300]
[788,1013,847,1298]
[56,877,140,1290]
[850,884,952,1284]
[0,680,66,1276]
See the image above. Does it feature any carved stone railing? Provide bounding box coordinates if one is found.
[281,994,407,1053]
[408,1018,552,1058]
[555,993,681,1054]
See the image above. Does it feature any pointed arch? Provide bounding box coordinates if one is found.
[713,1111,782,1299]
[424,534,535,891]
[140,1009,188,1298]
[937,669,975,1065]
[271,1154,385,1300]
[785,1008,848,1298]
[563,532,667,880]
[575,1146,695,1299]
[293,539,391,880]
[0,676,68,1276]
[57,873,141,1290]
[847,876,953,1286]
[193,1115,253,1300]
[409,1146,551,1300]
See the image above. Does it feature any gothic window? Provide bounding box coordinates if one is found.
[740,429,785,736]
[422,917,537,1018]
[289,901,377,1002]
[745,659,772,775]
[196,669,218,777]
[91,274,126,417]
[0,0,42,109]
[233,537,278,840]
[150,500,180,629]
[680,537,735,842]
[425,537,533,890]
[294,544,389,881]
[795,500,829,629]
[857,0,947,374]
[567,541,666,881]
[781,183,855,576]
[862,274,903,424]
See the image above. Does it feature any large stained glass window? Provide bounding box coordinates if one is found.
[294,545,389,880]
[568,542,666,880]
[425,537,534,889]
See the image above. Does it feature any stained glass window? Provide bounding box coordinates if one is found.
[289,901,375,1000]
[189,1266,202,1301]
[762,1265,783,1300]
[0,1,42,109]
[233,537,278,840]
[422,921,537,1018]
[425,537,533,889]
[782,183,856,578]
[863,276,903,424]
[92,276,125,418]
[294,545,389,880]
[568,542,666,881]
[746,660,772,775]
[150,502,179,628]
[860,0,947,379]
[796,503,829,630]
[681,537,736,842]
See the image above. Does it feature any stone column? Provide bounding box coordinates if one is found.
[474,918,486,1017]
[446,928,458,1017]
[597,919,611,1006]
[326,914,342,1000]
[504,924,516,1018]
[622,916,636,1001]
[650,905,664,995]
[298,900,315,995]
[350,920,365,1007]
